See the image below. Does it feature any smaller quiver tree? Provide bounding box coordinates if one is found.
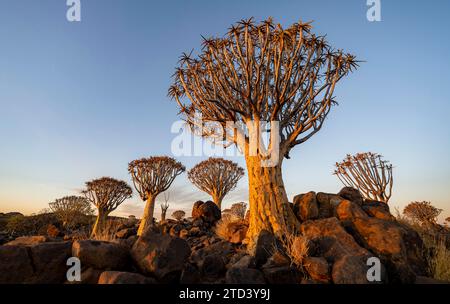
[172,210,186,221]
[334,152,393,203]
[188,158,244,209]
[49,195,93,229]
[128,156,185,236]
[160,191,170,222]
[403,201,442,227]
[83,177,132,237]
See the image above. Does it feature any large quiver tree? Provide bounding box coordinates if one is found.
[169,17,358,247]
[128,156,185,236]
[83,177,132,237]
[188,157,244,209]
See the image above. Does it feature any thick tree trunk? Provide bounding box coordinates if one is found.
[137,194,156,236]
[244,155,300,250]
[91,211,108,238]
[212,193,223,210]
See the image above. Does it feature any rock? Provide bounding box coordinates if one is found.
[332,255,386,284]
[262,251,290,268]
[232,255,256,269]
[72,240,129,270]
[0,245,34,283]
[115,227,136,239]
[223,221,248,244]
[415,276,450,284]
[338,187,364,205]
[335,200,368,224]
[293,191,319,221]
[226,267,266,284]
[5,235,49,246]
[189,226,201,236]
[200,254,226,278]
[254,230,277,267]
[179,229,189,239]
[29,241,72,283]
[191,240,235,267]
[98,271,156,284]
[74,267,103,284]
[300,217,369,262]
[262,266,302,284]
[47,224,62,238]
[131,231,191,283]
[361,200,395,221]
[303,257,330,283]
[316,193,345,218]
[192,201,221,224]
[180,263,201,284]
[350,217,426,283]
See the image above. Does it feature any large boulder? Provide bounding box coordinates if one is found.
[300,217,369,262]
[72,240,129,270]
[253,230,278,267]
[332,255,386,284]
[226,267,266,284]
[221,220,248,244]
[335,200,368,224]
[337,187,364,205]
[350,217,427,283]
[28,241,72,283]
[303,257,330,283]
[192,200,221,224]
[131,232,191,283]
[315,193,346,218]
[293,191,319,221]
[98,271,156,284]
[0,245,34,283]
[361,200,395,221]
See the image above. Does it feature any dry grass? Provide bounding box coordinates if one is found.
[90,219,125,242]
[394,208,450,282]
[214,213,241,241]
[278,233,310,268]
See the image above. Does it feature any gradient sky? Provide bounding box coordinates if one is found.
[0,0,449,222]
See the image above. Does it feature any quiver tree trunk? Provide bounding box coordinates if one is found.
[212,193,224,210]
[161,209,167,222]
[137,194,156,236]
[91,210,108,238]
[245,155,300,250]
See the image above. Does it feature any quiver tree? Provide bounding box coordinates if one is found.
[230,202,247,219]
[334,152,393,203]
[128,156,185,235]
[188,157,244,209]
[403,201,442,226]
[82,177,132,237]
[160,191,170,222]
[169,18,358,247]
[48,196,93,229]
[172,210,186,221]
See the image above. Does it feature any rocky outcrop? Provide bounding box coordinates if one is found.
[72,240,129,270]
[293,191,319,221]
[192,200,221,225]
[131,231,191,283]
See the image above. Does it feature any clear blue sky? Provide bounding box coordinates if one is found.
[0,0,449,222]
